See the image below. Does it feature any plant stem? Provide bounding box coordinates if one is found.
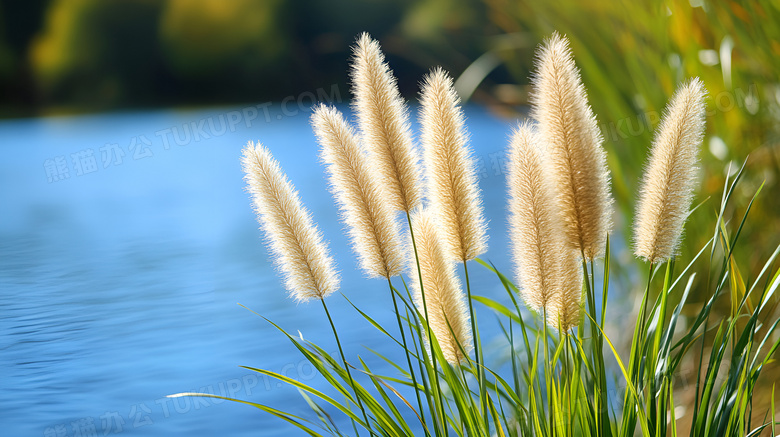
[406,212,447,437]
[463,260,489,433]
[638,263,656,356]
[626,262,655,434]
[543,307,552,435]
[562,331,573,435]
[397,278,437,435]
[387,278,429,436]
[580,252,610,437]
[321,298,373,436]
[406,304,437,431]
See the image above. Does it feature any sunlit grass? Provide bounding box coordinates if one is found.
[173,148,778,437]
[171,24,779,435]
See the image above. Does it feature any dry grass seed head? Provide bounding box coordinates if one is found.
[530,32,613,259]
[241,142,340,302]
[408,208,472,364]
[507,124,582,331]
[312,104,404,278]
[419,67,488,262]
[634,78,707,263]
[350,33,423,212]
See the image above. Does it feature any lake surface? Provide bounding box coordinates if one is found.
[1,103,546,436]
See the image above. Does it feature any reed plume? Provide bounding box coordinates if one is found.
[241,142,339,302]
[409,208,472,364]
[419,67,488,262]
[531,32,613,259]
[311,104,404,279]
[351,32,422,212]
[507,124,582,331]
[634,78,707,263]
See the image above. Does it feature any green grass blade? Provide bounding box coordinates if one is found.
[167,393,325,436]
[589,314,652,437]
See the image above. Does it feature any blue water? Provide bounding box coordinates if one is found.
[1,104,529,436]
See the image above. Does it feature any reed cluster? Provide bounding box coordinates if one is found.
[174,32,779,437]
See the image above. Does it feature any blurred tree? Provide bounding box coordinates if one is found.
[0,4,15,82]
[158,0,290,102]
[401,0,490,65]
[12,0,499,112]
[0,0,49,55]
[283,0,412,97]
[0,0,50,115]
[30,0,165,108]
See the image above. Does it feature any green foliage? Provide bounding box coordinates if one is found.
[158,0,289,86]
[481,0,780,280]
[176,168,779,436]
[30,0,165,107]
[0,3,15,82]
[7,0,493,111]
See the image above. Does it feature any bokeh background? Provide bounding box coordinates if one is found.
[2,1,778,436]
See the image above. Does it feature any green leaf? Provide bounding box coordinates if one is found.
[166,393,324,436]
